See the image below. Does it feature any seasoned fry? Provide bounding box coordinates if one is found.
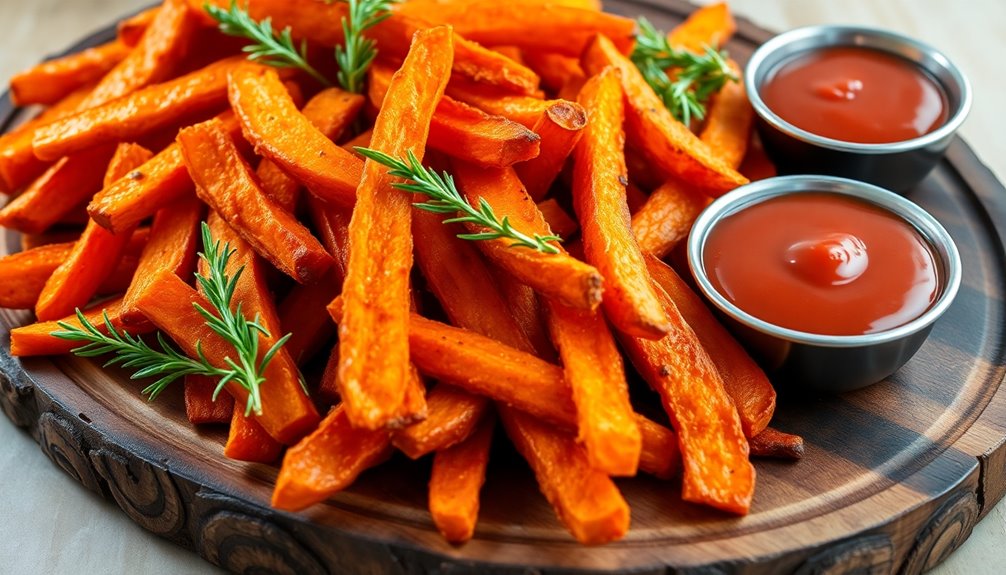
[184,374,234,425]
[32,57,243,161]
[452,162,603,310]
[749,427,805,460]
[574,68,670,338]
[500,407,630,545]
[636,413,680,480]
[523,52,585,94]
[278,274,340,365]
[393,384,491,459]
[429,413,495,544]
[177,117,334,283]
[582,34,748,195]
[133,271,318,444]
[536,199,579,240]
[228,63,363,207]
[35,143,152,321]
[515,100,587,201]
[369,64,541,168]
[225,408,285,464]
[337,26,452,429]
[697,62,753,169]
[118,7,159,47]
[447,77,552,129]
[617,275,755,515]
[644,255,776,438]
[272,404,392,511]
[631,180,710,258]
[10,297,154,357]
[667,1,736,52]
[10,41,130,106]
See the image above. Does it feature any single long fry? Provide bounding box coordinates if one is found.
[446,77,552,129]
[228,64,362,207]
[184,374,234,425]
[500,407,630,545]
[278,273,340,366]
[35,143,152,321]
[121,197,203,323]
[10,41,130,106]
[667,1,736,52]
[523,52,585,94]
[515,100,587,201]
[177,117,333,283]
[133,271,319,444]
[272,404,392,511]
[118,7,159,46]
[545,300,641,476]
[393,384,491,459]
[10,297,154,357]
[452,162,603,310]
[536,199,579,240]
[644,255,776,438]
[574,68,670,338]
[337,26,452,430]
[429,413,495,544]
[617,277,755,515]
[698,61,753,169]
[33,58,242,161]
[0,146,116,234]
[225,408,284,464]
[582,34,748,195]
[369,64,540,168]
[749,427,805,460]
[0,242,138,309]
[88,111,240,234]
[631,180,710,258]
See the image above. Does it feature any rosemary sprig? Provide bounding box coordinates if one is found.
[356,147,563,254]
[334,0,400,93]
[631,17,737,126]
[51,223,291,416]
[206,0,331,86]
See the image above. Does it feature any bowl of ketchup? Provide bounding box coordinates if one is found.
[687,175,961,392]
[745,26,971,192]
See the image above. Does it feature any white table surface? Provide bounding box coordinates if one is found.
[1,1,1004,573]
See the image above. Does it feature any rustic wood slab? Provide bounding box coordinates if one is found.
[2,1,1005,573]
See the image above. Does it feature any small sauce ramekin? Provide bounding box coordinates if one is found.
[745,26,972,193]
[687,175,961,392]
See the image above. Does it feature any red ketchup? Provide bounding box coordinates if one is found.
[760,46,948,143]
[703,193,939,335]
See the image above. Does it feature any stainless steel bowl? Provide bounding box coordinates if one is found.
[687,175,961,392]
[745,26,972,193]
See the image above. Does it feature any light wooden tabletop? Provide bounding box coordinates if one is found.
[1,1,1003,573]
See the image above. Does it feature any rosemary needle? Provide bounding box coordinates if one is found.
[334,0,400,94]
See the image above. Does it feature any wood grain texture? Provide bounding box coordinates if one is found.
[1,1,1006,574]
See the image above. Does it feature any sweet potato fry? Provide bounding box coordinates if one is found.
[10,41,130,106]
[644,255,776,438]
[536,199,579,240]
[118,7,159,47]
[87,111,240,234]
[227,64,362,207]
[337,26,452,430]
[446,77,552,129]
[0,242,139,309]
[120,197,203,323]
[278,275,340,366]
[581,34,748,195]
[451,162,603,310]
[272,404,392,511]
[617,276,755,515]
[393,384,491,459]
[522,53,585,95]
[133,271,318,444]
[369,64,540,168]
[667,2,736,52]
[177,117,333,283]
[0,145,116,234]
[573,68,670,338]
[515,100,587,201]
[749,428,805,460]
[631,180,710,258]
[500,407,629,545]
[34,143,152,321]
[698,62,752,169]
[397,0,635,57]
[545,300,641,476]
[225,408,284,464]
[636,413,680,480]
[33,57,242,161]
[429,413,495,544]
[10,297,154,357]
[183,374,234,425]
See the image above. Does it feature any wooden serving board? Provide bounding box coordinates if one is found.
[3,1,1006,573]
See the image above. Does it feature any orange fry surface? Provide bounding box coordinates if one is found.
[667,1,737,52]
[515,99,587,201]
[429,413,495,544]
[631,180,711,258]
[573,67,670,339]
[10,40,130,106]
[582,34,748,195]
[177,117,334,283]
[336,26,452,430]
[393,384,491,459]
[228,63,362,207]
[34,143,152,321]
[184,374,234,425]
[10,297,154,358]
[225,408,284,464]
[118,7,159,47]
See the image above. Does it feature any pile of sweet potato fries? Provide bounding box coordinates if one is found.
[0,0,802,545]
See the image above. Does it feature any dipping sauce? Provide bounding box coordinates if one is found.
[703,192,939,335]
[760,46,948,144]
